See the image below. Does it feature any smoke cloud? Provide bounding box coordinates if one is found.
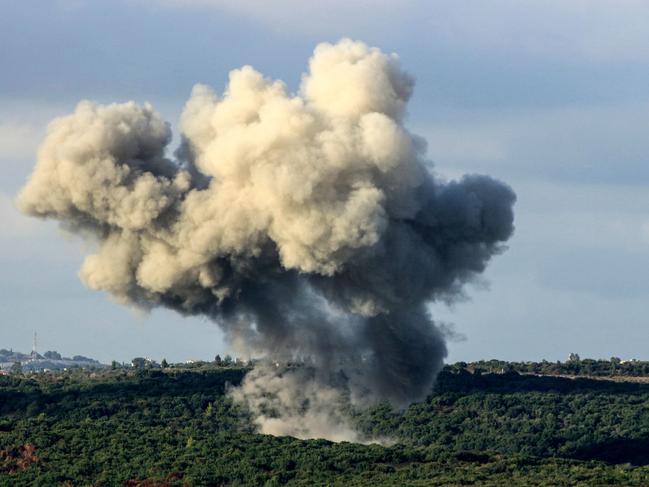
[17,39,515,441]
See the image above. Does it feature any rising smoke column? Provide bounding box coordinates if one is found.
[17,39,516,441]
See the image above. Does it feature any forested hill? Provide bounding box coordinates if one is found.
[2,361,649,486]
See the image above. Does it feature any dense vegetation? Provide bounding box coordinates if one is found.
[2,361,649,486]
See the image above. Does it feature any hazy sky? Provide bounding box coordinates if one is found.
[1,0,648,364]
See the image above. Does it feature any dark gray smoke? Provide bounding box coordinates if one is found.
[17,39,515,441]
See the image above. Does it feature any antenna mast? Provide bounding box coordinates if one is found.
[32,331,37,356]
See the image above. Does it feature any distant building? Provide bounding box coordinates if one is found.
[131,357,158,368]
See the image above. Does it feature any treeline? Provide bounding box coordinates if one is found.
[124,354,253,371]
[448,357,649,377]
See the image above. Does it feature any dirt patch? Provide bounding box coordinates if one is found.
[0,443,39,474]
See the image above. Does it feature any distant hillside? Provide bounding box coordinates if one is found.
[0,348,104,372]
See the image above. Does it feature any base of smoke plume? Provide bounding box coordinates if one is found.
[228,362,396,444]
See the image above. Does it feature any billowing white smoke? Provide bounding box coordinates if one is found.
[17,39,516,441]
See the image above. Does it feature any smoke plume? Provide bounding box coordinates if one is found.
[17,39,515,441]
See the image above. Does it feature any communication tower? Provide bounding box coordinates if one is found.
[32,331,37,357]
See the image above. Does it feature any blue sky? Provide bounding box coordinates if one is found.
[1,0,648,364]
